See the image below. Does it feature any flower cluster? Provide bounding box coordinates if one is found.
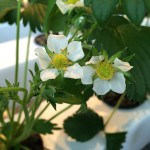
[35,34,133,96]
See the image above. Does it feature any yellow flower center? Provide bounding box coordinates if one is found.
[51,54,69,70]
[63,0,79,4]
[96,61,114,80]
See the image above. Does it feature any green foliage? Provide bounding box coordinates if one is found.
[54,78,93,104]
[42,87,57,110]
[122,0,145,26]
[33,119,58,134]
[1,122,22,138]
[89,16,150,101]
[45,6,67,33]
[106,132,126,150]
[0,0,48,32]
[92,0,118,26]
[21,3,47,32]
[84,0,92,7]
[145,0,150,11]
[63,109,104,142]
[0,0,17,19]
[44,0,56,33]
[0,93,8,113]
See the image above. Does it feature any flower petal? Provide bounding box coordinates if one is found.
[64,63,82,79]
[75,0,84,7]
[80,66,95,84]
[56,0,75,14]
[109,72,126,94]
[113,58,133,72]
[40,69,59,81]
[35,48,51,69]
[93,78,110,95]
[47,34,68,53]
[86,55,104,65]
[56,0,84,14]
[67,41,84,61]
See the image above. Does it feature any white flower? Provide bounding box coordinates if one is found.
[79,56,133,95]
[35,34,84,81]
[56,0,84,14]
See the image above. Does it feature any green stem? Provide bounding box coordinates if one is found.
[26,87,34,103]
[49,105,73,121]
[13,104,30,145]
[15,0,21,85]
[36,103,50,120]
[12,0,21,131]
[0,87,28,102]
[23,29,32,89]
[6,108,12,122]
[29,84,46,123]
[104,93,125,128]
[0,114,5,127]
[17,108,23,124]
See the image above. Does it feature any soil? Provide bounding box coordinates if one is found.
[11,134,45,150]
[34,34,47,46]
[102,92,141,109]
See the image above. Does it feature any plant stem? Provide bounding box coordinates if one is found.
[17,107,23,124]
[23,29,32,89]
[104,93,125,128]
[0,87,28,102]
[6,108,12,122]
[15,0,21,85]
[12,0,21,132]
[49,104,73,121]
[13,104,30,145]
[36,103,50,120]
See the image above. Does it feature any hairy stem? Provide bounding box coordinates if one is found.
[49,105,73,121]
[15,0,21,85]
[23,29,32,89]
[104,93,125,129]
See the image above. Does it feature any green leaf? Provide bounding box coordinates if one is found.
[33,119,57,134]
[0,0,17,19]
[122,0,145,26]
[109,48,126,62]
[63,109,104,142]
[1,122,21,138]
[122,54,135,62]
[22,3,47,32]
[34,62,39,73]
[42,88,56,110]
[45,6,67,33]
[55,79,93,104]
[84,0,92,7]
[144,0,150,11]
[92,0,118,26]
[0,93,8,113]
[44,0,56,33]
[117,25,150,100]
[106,132,126,150]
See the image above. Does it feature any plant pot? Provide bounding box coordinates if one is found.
[34,34,47,46]
[102,92,141,109]
[10,134,44,150]
[121,113,150,150]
